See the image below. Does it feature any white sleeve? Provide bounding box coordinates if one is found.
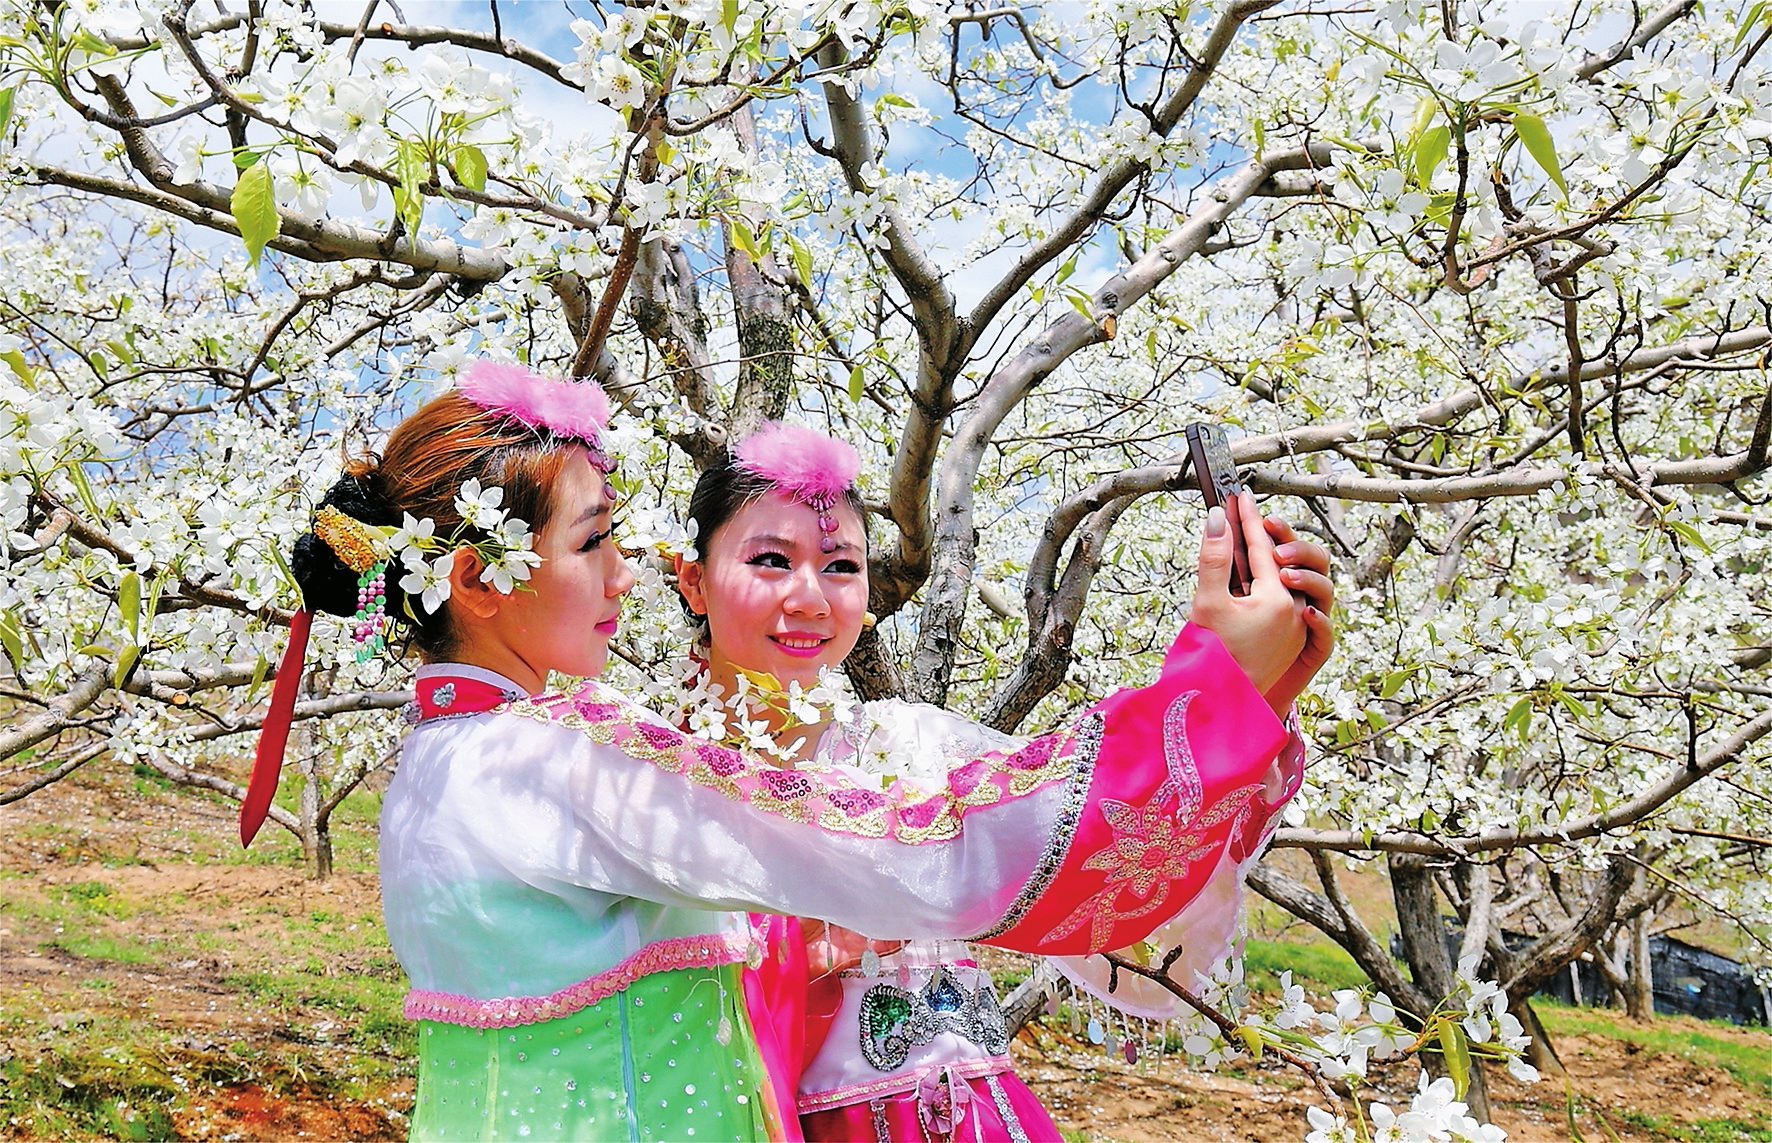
[455,696,1088,941]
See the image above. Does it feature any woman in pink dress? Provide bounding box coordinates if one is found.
[667,424,1334,1142]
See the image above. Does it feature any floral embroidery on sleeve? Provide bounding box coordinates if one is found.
[1039,691,1264,949]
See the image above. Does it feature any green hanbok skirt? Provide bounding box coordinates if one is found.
[410,964,777,1142]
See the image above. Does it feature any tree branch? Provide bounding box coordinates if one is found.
[1271,706,1772,856]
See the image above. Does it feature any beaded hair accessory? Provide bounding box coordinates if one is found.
[314,506,393,661]
[732,423,861,553]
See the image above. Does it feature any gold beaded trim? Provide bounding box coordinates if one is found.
[314,506,383,573]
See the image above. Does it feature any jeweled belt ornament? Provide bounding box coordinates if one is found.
[856,965,1010,1071]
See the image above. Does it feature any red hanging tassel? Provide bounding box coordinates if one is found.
[241,608,312,847]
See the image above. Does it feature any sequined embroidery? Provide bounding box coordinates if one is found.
[503,682,1083,846]
[985,1074,1031,1143]
[856,966,1010,1072]
[974,714,1102,940]
[1040,691,1263,949]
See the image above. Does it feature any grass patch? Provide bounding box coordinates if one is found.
[225,970,415,1057]
[1539,1002,1772,1097]
[1614,1109,1772,1142]
[0,1046,180,1142]
[46,933,158,964]
[1245,937,1369,994]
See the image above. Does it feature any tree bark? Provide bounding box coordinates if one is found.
[722,101,797,437]
[843,623,903,701]
[292,700,333,880]
[1509,993,1566,1077]
[1391,854,1493,1123]
[1627,911,1655,1019]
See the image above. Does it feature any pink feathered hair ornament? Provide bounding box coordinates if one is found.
[457,360,612,448]
[733,423,862,553]
[733,422,861,504]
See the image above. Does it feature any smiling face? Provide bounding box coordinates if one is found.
[678,489,869,692]
[459,447,635,691]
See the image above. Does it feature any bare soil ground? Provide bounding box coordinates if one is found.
[3,766,1770,1142]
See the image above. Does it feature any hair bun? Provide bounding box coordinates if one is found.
[291,472,408,619]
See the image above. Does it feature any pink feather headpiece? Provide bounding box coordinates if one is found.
[733,423,861,553]
[733,422,861,505]
[458,360,613,451]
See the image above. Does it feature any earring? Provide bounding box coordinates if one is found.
[862,611,877,629]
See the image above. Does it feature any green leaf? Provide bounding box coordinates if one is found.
[728,217,759,263]
[118,570,141,643]
[1505,696,1533,740]
[248,651,271,702]
[788,233,814,289]
[1513,111,1567,198]
[1414,125,1451,188]
[231,158,280,268]
[1055,254,1077,286]
[721,0,738,34]
[66,462,103,520]
[453,144,487,192]
[1438,1018,1472,1099]
[1064,287,1094,320]
[143,570,169,630]
[0,86,14,143]
[232,148,263,169]
[1667,519,1713,553]
[1736,0,1769,47]
[113,643,140,690]
[0,608,22,668]
[847,363,865,404]
[394,139,427,234]
[1379,666,1413,699]
[1410,95,1438,140]
[265,536,299,596]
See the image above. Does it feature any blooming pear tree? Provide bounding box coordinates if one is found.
[3,0,1772,1133]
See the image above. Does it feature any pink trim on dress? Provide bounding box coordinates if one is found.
[403,930,752,1028]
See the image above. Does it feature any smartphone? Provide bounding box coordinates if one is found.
[1185,422,1252,596]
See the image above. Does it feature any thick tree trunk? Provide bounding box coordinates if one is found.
[293,716,333,880]
[844,623,903,701]
[723,100,797,436]
[1626,912,1655,1019]
[1509,993,1566,1078]
[1391,854,1493,1123]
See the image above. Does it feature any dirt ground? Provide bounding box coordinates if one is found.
[3,767,1771,1142]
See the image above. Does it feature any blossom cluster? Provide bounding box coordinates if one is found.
[382,480,542,615]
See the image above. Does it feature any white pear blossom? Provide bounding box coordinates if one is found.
[400,552,456,614]
[454,479,506,531]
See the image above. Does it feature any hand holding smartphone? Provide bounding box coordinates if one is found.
[1185,422,1252,596]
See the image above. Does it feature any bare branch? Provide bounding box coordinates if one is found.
[909,136,1381,704]
[0,743,106,806]
[0,667,111,761]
